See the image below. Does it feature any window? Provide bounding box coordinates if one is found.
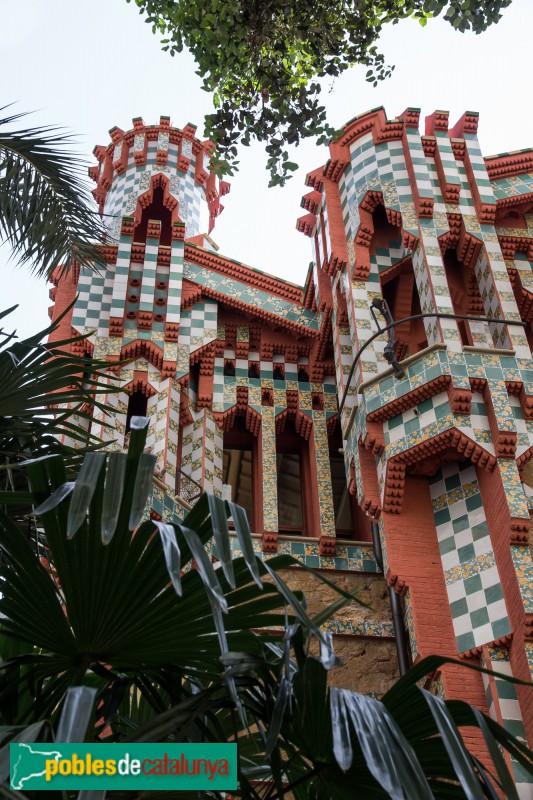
[222,417,256,529]
[276,452,304,534]
[126,390,148,432]
[329,454,354,537]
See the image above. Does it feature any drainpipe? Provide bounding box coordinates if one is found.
[371,521,410,676]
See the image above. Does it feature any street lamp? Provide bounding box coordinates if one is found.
[370,297,405,380]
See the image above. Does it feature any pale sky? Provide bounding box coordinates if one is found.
[2,0,533,339]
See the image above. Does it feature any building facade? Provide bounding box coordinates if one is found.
[49,107,533,794]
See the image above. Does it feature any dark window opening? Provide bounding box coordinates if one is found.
[261,389,273,406]
[329,455,354,536]
[189,361,200,398]
[223,448,253,526]
[298,367,309,382]
[223,418,256,529]
[457,320,473,347]
[134,186,173,246]
[328,422,355,538]
[277,452,304,534]
[223,361,235,377]
[126,390,148,432]
[248,361,260,378]
[381,262,428,356]
[276,419,307,535]
[312,393,324,410]
[273,364,285,380]
[443,248,484,346]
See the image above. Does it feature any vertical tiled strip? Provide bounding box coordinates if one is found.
[110,224,133,320]
[418,225,462,352]
[139,231,159,314]
[165,381,181,490]
[261,406,278,533]
[167,236,183,326]
[312,410,336,539]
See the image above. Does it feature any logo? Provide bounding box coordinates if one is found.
[10,743,237,790]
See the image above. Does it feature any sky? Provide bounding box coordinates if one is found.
[2,0,533,339]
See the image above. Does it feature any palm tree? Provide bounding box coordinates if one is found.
[0,106,104,279]
[0,417,530,798]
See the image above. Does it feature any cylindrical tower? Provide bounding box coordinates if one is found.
[48,117,230,502]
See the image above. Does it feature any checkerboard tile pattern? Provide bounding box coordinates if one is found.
[420,226,463,351]
[480,647,533,798]
[429,463,510,653]
[181,409,223,496]
[139,233,158,312]
[405,128,434,205]
[101,139,203,241]
[73,261,114,334]
[110,228,134,321]
[435,131,462,201]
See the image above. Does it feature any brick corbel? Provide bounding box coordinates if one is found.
[109,317,124,338]
[105,355,121,375]
[447,385,472,415]
[361,420,385,455]
[262,531,278,553]
[510,517,530,545]
[164,322,179,342]
[137,310,153,331]
[519,384,533,420]
[525,613,533,641]
[161,360,176,379]
[386,569,408,597]
[383,461,406,513]
[319,535,336,557]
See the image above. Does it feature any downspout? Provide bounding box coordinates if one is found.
[371,520,410,676]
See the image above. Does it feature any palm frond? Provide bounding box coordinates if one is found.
[0,306,115,467]
[0,106,104,278]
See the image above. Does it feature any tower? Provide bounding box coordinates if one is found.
[49,116,230,502]
[297,106,533,795]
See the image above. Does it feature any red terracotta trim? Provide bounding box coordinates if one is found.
[184,244,303,303]
[485,150,533,181]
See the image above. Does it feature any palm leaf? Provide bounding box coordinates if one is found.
[0,419,355,732]
[0,106,104,278]
[0,307,116,471]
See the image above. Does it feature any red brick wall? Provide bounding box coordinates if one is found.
[383,473,490,758]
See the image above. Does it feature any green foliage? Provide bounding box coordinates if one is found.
[0,418,346,729]
[0,107,104,278]
[0,306,114,464]
[128,0,512,184]
[0,419,531,797]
